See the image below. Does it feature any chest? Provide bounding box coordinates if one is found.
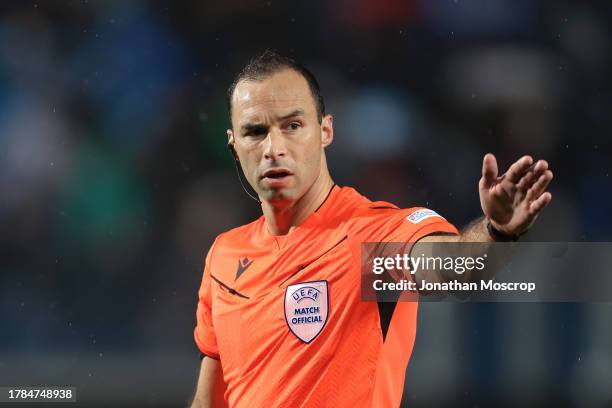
[208,230,368,378]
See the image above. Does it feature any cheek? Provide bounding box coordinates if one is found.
[299,144,322,178]
[238,151,260,181]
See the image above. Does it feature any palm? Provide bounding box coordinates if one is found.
[479,154,553,235]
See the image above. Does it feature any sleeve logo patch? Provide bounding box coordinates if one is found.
[406,209,443,224]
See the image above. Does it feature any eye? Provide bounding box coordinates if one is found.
[245,126,268,137]
[287,122,301,131]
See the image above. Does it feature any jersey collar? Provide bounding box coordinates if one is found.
[262,184,340,251]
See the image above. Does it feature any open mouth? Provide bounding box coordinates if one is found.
[262,168,293,179]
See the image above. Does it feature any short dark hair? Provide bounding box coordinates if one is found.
[227,50,325,124]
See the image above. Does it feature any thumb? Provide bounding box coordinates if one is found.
[481,153,498,189]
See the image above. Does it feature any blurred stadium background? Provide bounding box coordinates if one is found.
[0,0,611,406]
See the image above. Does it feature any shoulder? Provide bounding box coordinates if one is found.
[343,186,446,224]
[340,187,454,240]
[343,188,405,225]
[353,203,448,227]
[348,202,426,232]
[331,186,401,217]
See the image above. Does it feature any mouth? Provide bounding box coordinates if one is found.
[261,168,293,180]
[260,168,294,188]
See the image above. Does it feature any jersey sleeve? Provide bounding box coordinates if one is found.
[194,242,220,359]
[349,206,459,289]
[351,206,459,243]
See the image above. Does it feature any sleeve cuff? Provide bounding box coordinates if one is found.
[194,328,220,360]
[199,352,220,360]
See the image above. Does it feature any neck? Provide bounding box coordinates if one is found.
[261,174,334,236]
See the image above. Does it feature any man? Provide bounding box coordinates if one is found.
[191,51,553,408]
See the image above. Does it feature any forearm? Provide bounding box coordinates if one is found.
[414,217,510,286]
[458,216,494,242]
[190,357,227,408]
[452,217,499,284]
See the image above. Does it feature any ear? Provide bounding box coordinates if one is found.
[227,129,238,160]
[320,114,334,148]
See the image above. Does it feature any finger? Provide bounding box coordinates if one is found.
[518,160,550,191]
[533,159,549,173]
[481,153,498,189]
[526,159,547,179]
[526,170,553,202]
[515,170,536,197]
[529,192,552,215]
[502,155,534,184]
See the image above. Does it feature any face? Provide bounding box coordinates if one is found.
[228,69,333,205]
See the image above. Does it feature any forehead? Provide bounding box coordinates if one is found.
[231,69,316,124]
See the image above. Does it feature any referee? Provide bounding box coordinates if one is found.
[190,51,553,408]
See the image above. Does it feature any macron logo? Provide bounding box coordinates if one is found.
[235,257,254,281]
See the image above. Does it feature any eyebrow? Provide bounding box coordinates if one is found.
[278,109,305,121]
[240,109,305,133]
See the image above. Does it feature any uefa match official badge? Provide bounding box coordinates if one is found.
[284,280,329,343]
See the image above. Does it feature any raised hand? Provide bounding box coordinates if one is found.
[479,153,553,236]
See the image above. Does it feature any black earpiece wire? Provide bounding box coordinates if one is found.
[228,144,261,204]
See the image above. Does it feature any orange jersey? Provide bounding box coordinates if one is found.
[195,185,458,407]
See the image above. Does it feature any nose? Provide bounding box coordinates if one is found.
[263,128,286,160]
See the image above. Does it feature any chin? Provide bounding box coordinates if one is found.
[262,188,296,204]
